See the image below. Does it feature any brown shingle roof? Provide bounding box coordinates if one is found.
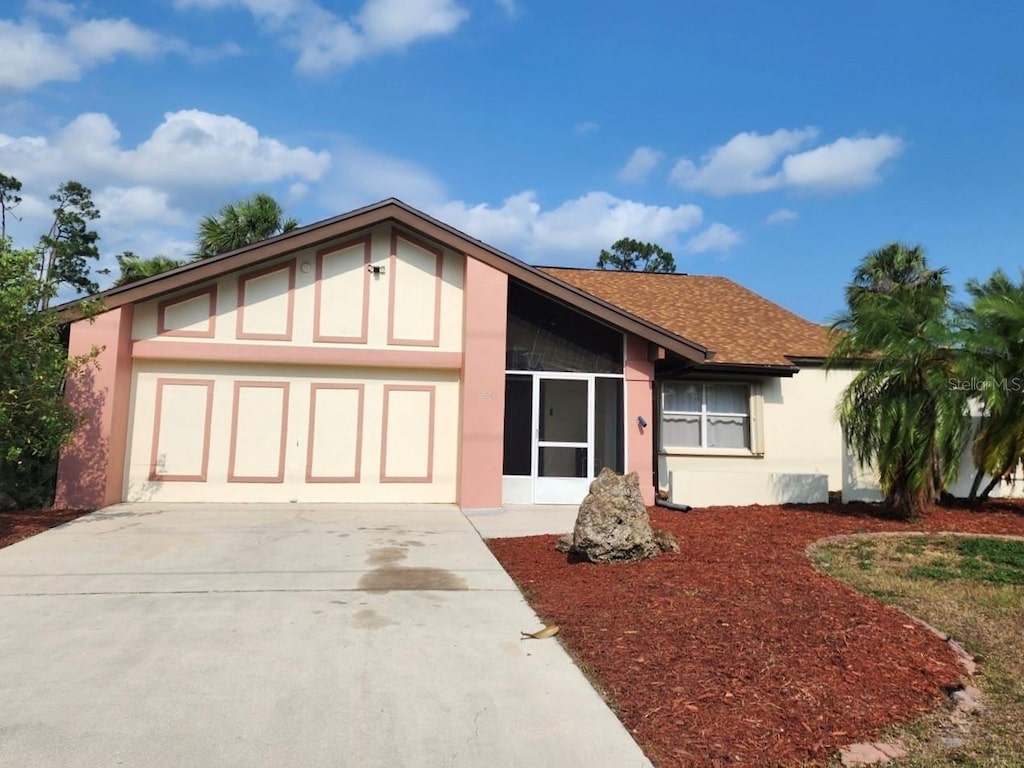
[540,268,833,367]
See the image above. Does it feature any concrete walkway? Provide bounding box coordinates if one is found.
[463,504,580,539]
[0,503,651,768]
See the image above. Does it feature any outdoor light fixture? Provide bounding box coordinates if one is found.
[367,264,386,275]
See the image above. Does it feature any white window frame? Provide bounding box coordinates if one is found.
[659,380,763,456]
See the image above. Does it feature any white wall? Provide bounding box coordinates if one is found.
[660,366,1023,507]
[660,367,855,506]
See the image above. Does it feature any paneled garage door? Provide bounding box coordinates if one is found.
[124,364,459,503]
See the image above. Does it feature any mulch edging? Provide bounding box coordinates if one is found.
[0,508,92,549]
[488,501,1024,768]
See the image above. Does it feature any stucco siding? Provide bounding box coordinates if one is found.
[125,363,459,503]
[116,223,465,505]
[660,367,855,506]
[131,224,465,354]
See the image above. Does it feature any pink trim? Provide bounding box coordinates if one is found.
[314,236,371,343]
[305,383,365,482]
[235,261,296,341]
[457,258,508,508]
[625,334,655,505]
[55,306,136,509]
[148,378,215,483]
[387,231,443,347]
[380,384,435,483]
[132,339,462,370]
[157,286,217,338]
[227,381,290,483]
[106,307,135,501]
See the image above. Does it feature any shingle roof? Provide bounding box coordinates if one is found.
[539,268,833,367]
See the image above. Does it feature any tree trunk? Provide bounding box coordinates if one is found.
[978,455,1019,503]
[977,473,1003,503]
[967,467,986,504]
[889,463,918,520]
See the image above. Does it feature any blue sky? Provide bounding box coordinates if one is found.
[2,0,1021,322]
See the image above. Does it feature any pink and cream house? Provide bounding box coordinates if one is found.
[65,198,960,512]
[57,200,699,511]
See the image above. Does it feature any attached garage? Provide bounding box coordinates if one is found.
[125,366,459,503]
[110,216,466,504]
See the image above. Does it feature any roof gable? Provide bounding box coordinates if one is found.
[64,199,710,363]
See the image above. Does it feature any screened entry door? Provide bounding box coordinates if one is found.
[535,377,591,503]
[502,373,624,505]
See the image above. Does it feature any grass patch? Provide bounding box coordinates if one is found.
[811,535,1024,767]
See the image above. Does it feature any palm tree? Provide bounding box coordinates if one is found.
[195,193,299,259]
[827,243,969,518]
[111,252,185,287]
[960,269,1024,502]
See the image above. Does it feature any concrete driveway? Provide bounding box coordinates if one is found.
[0,504,651,767]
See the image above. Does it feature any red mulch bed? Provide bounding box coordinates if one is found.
[0,508,92,549]
[488,500,1024,767]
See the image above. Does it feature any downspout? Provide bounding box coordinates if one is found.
[656,498,693,513]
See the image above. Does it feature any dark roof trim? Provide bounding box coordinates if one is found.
[694,362,799,377]
[785,356,829,367]
[657,351,800,378]
[660,363,799,378]
[58,198,710,363]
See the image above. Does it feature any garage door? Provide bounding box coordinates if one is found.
[124,364,459,503]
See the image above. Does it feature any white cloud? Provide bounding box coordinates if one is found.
[671,128,904,195]
[0,110,330,190]
[1,111,331,279]
[436,191,703,258]
[436,192,538,246]
[765,208,798,225]
[0,12,179,91]
[671,128,817,195]
[573,121,599,135]
[781,135,905,190]
[357,0,467,48]
[618,147,664,184]
[129,111,331,185]
[93,186,188,227]
[65,19,167,62]
[685,223,742,254]
[0,20,78,90]
[175,0,471,72]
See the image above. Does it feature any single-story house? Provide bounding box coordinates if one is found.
[54,199,1020,511]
